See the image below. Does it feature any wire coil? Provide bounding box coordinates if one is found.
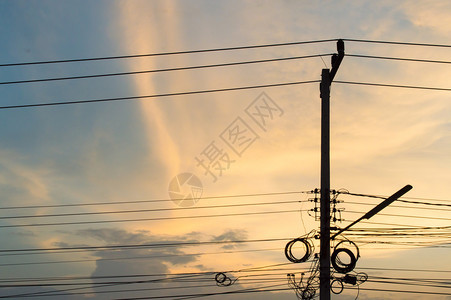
[331,239,360,274]
[285,238,314,263]
[331,248,357,274]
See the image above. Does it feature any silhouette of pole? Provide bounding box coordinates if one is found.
[319,39,344,300]
[319,68,331,300]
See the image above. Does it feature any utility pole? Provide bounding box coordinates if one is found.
[319,39,344,300]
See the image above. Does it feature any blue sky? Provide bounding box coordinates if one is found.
[0,1,450,299]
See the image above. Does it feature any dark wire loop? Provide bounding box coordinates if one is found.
[214,272,234,286]
[331,248,357,274]
[215,272,227,283]
[334,239,360,259]
[356,272,368,285]
[330,278,344,294]
[285,238,313,263]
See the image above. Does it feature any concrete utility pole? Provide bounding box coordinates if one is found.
[319,39,344,300]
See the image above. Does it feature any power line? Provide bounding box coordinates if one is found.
[0,39,336,67]
[345,210,451,221]
[114,284,291,300]
[342,200,451,212]
[0,237,290,254]
[0,191,307,210]
[402,196,451,203]
[347,53,451,64]
[367,279,451,291]
[0,80,319,110]
[3,38,451,68]
[397,199,451,208]
[348,225,451,232]
[335,80,451,91]
[0,54,331,85]
[345,287,451,296]
[0,209,304,228]
[357,266,451,273]
[6,265,444,284]
[0,247,282,267]
[369,275,451,285]
[2,78,450,111]
[0,266,302,284]
[344,38,451,48]
[0,200,303,220]
[344,219,436,228]
[342,191,451,204]
[6,280,290,298]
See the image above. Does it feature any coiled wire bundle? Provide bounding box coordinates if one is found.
[285,231,315,263]
[331,238,360,274]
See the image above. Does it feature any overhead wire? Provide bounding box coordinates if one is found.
[0,54,332,85]
[0,80,320,110]
[335,80,451,91]
[0,209,305,228]
[3,38,451,68]
[0,265,305,284]
[347,53,451,64]
[5,52,451,87]
[343,210,451,221]
[0,247,283,267]
[0,199,305,220]
[342,200,451,212]
[342,191,451,205]
[343,38,451,48]
[0,39,337,67]
[0,78,449,111]
[346,286,451,296]
[0,237,291,254]
[0,191,308,210]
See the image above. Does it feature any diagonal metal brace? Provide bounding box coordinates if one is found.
[329,39,345,82]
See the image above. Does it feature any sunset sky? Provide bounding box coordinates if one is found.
[0,1,450,299]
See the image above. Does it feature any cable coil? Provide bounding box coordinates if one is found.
[331,239,360,274]
[285,238,314,263]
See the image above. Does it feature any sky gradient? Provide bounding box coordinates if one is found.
[0,1,450,299]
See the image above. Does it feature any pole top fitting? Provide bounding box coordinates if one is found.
[337,39,344,54]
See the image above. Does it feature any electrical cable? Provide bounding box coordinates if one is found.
[343,200,451,212]
[338,218,436,228]
[335,80,451,91]
[0,191,308,210]
[0,39,337,67]
[0,267,304,284]
[0,268,298,299]
[342,191,451,205]
[347,53,451,64]
[343,38,451,48]
[0,237,291,254]
[1,279,295,298]
[0,247,282,267]
[346,286,451,296]
[0,54,332,85]
[331,248,357,274]
[0,199,304,220]
[0,209,305,228]
[349,225,451,231]
[284,231,315,263]
[0,80,319,110]
[367,278,451,290]
[344,210,451,221]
